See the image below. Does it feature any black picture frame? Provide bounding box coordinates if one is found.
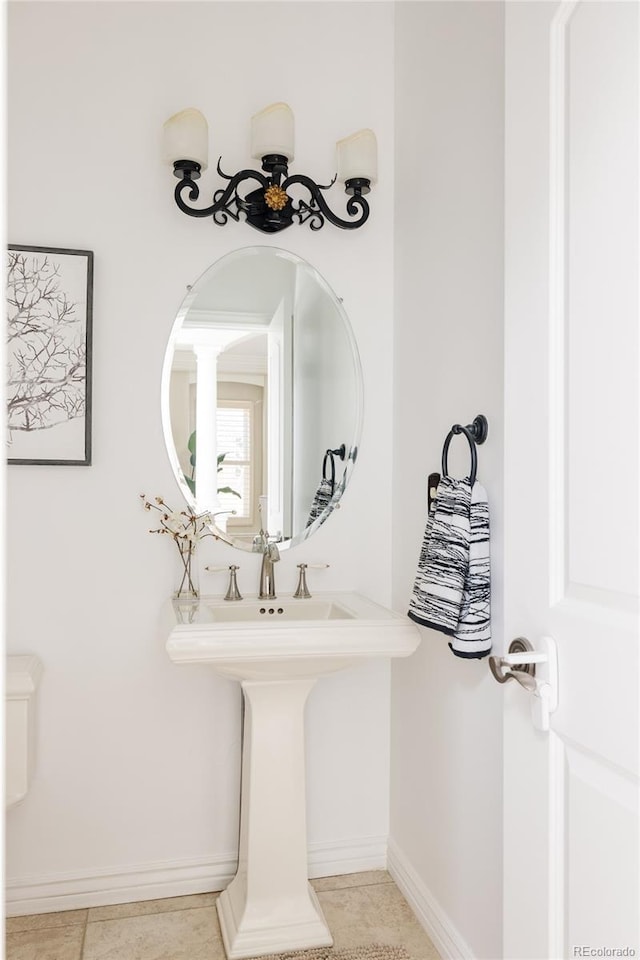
[6,244,94,465]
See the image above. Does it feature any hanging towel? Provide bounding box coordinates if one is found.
[450,481,491,658]
[408,476,492,659]
[408,476,472,633]
[306,479,342,528]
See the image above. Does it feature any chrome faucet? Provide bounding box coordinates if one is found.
[255,530,280,599]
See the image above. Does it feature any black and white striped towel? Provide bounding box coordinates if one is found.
[408,476,491,659]
[306,478,344,529]
[408,476,472,633]
[306,478,334,528]
[450,480,491,657]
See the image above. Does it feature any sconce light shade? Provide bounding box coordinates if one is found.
[336,129,378,186]
[163,107,209,171]
[251,102,295,162]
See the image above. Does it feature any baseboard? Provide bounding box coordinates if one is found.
[308,834,387,879]
[5,835,387,917]
[5,852,237,917]
[387,838,476,960]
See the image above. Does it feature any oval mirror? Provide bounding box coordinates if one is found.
[161,247,363,552]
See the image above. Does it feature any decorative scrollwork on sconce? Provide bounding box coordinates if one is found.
[284,173,370,231]
[172,158,371,234]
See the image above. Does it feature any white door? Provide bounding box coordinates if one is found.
[504,2,639,957]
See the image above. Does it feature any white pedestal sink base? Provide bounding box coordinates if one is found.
[164,592,422,959]
[217,881,332,959]
[217,676,333,959]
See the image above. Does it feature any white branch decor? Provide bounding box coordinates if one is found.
[140,493,230,599]
[6,245,93,465]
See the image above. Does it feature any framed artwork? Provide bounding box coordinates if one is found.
[6,244,93,465]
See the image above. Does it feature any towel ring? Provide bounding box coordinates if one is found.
[322,445,346,493]
[322,451,336,492]
[441,414,488,487]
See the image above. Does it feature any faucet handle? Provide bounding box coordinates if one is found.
[293,563,330,599]
[205,564,243,601]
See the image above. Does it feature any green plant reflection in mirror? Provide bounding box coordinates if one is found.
[184,430,242,502]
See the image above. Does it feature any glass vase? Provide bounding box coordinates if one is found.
[174,539,199,600]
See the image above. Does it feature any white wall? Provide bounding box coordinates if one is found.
[391,4,505,959]
[6,1,395,912]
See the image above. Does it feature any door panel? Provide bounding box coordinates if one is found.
[565,1,639,596]
[566,744,639,948]
[504,2,639,956]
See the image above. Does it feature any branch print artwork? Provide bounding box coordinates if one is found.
[7,245,93,464]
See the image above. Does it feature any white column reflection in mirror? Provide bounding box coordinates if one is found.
[175,327,249,526]
[194,343,219,516]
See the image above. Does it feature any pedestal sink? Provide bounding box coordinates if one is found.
[164,591,421,960]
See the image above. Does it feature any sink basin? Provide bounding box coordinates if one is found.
[165,591,419,682]
[207,598,354,623]
[164,590,420,959]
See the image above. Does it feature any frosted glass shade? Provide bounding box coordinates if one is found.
[336,129,378,185]
[251,103,295,161]
[163,108,209,171]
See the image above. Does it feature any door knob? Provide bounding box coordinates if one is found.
[489,637,538,687]
[489,636,558,731]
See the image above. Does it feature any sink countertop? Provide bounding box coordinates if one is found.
[163,591,421,675]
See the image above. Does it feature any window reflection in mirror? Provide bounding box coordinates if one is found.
[162,247,363,553]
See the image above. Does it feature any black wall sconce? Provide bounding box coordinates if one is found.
[163,103,377,234]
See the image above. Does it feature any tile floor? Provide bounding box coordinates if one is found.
[5,871,441,960]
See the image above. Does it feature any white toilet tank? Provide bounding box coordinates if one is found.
[6,655,43,807]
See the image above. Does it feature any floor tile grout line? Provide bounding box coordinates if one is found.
[85,902,218,926]
[314,881,395,894]
[6,918,89,935]
[79,914,89,960]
